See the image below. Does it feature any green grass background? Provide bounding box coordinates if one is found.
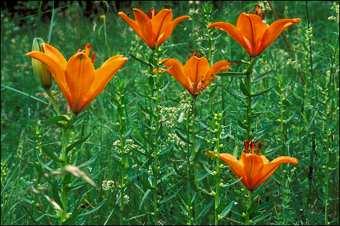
[1,1,339,224]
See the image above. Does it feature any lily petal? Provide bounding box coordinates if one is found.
[209,22,253,55]
[43,43,67,69]
[209,60,231,76]
[133,8,154,48]
[240,153,265,190]
[26,51,71,103]
[236,13,255,46]
[236,13,268,50]
[79,55,128,111]
[162,58,191,92]
[118,11,143,38]
[219,153,245,181]
[198,60,230,92]
[253,156,298,190]
[184,56,209,92]
[152,9,172,39]
[173,15,190,27]
[65,52,95,113]
[257,18,300,55]
[156,15,189,47]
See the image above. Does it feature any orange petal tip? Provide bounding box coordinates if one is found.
[117,11,126,17]
[291,158,299,164]
[26,51,34,56]
[293,18,301,23]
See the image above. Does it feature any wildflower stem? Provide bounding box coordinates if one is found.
[245,58,256,139]
[47,1,55,43]
[59,124,71,224]
[213,113,222,225]
[102,15,108,51]
[187,94,197,224]
[46,89,60,115]
[117,89,128,225]
[148,47,162,223]
[219,71,248,77]
[130,53,153,67]
[244,190,253,224]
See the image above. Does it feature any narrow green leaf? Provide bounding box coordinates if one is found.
[78,200,105,217]
[251,87,272,97]
[65,133,91,154]
[240,79,250,96]
[219,201,234,220]
[139,189,151,210]
[197,200,213,220]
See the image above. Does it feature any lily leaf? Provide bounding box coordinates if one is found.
[139,189,151,210]
[251,87,272,97]
[240,80,250,96]
[219,201,234,220]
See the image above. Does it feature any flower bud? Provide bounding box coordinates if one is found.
[31,38,52,90]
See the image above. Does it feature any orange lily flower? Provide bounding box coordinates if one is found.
[26,43,127,114]
[118,8,189,48]
[215,140,298,191]
[162,55,231,96]
[208,13,300,57]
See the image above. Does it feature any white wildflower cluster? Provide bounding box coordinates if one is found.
[286,58,300,71]
[1,161,8,185]
[188,8,199,17]
[304,26,313,44]
[116,192,130,206]
[167,132,186,149]
[257,1,271,12]
[113,139,139,154]
[189,1,200,5]
[159,106,178,128]
[159,92,191,128]
[102,180,115,191]
[122,194,130,204]
[328,2,339,22]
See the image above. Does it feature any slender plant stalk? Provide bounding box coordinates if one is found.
[305,0,317,205]
[47,0,55,43]
[242,58,256,224]
[244,58,256,139]
[244,190,253,224]
[59,123,71,224]
[186,95,197,224]
[147,48,162,223]
[46,89,60,115]
[118,90,128,225]
[213,113,222,225]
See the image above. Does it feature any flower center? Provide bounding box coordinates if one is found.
[147,8,156,18]
[243,140,262,154]
[84,43,96,63]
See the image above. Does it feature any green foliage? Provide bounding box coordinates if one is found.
[1,1,339,225]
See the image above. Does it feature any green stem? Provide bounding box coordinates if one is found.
[148,47,161,223]
[46,89,60,115]
[245,58,256,139]
[47,0,55,43]
[186,95,197,224]
[58,115,76,224]
[214,113,222,225]
[59,125,70,224]
[118,91,127,225]
[219,71,248,77]
[245,190,253,224]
